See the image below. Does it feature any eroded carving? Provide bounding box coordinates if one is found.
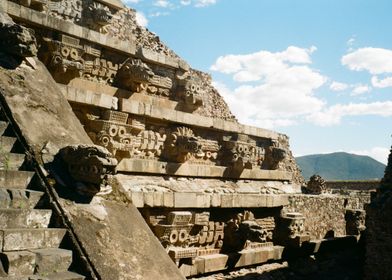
[163,127,202,163]
[176,75,204,110]
[59,144,117,195]
[306,174,327,194]
[17,0,46,11]
[223,211,270,252]
[149,211,224,264]
[40,34,119,84]
[275,212,310,247]
[83,1,113,33]
[41,36,84,79]
[0,13,37,58]
[221,134,265,171]
[345,209,366,236]
[264,139,287,170]
[85,110,167,160]
[115,58,172,96]
[48,0,82,23]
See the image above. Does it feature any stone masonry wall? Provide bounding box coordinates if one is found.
[285,194,371,239]
[364,145,392,280]
[326,180,380,191]
[364,193,392,280]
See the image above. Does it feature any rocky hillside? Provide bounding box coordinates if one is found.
[296,152,386,180]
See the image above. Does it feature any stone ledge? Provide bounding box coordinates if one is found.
[120,98,280,139]
[179,245,284,277]
[128,190,289,208]
[117,158,292,180]
[60,83,280,139]
[60,84,118,110]
[96,0,125,10]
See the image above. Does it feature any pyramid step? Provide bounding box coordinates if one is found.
[40,271,85,280]
[0,228,67,251]
[0,250,35,277]
[0,136,17,153]
[0,121,8,136]
[0,153,25,171]
[0,189,44,209]
[32,248,72,275]
[0,209,52,229]
[0,170,34,189]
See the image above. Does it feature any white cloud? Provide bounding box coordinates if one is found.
[342,47,392,74]
[350,147,390,164]
[211,46,316,81]
[194,0,216,7]
[149,11,170,17]
[371,76,392,88]
[211,46,326,129]
[154,0,171,8]
[308,101,392,126]
[347,37,355,47]
[351,84,371,96]
[123,0,140,5]
[180,0,191,5]
[135,11,148,27]
[330,81,349,91]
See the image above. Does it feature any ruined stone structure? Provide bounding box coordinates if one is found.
[306,174,327,194]
[0,1,375,279]
[364,145,392,280]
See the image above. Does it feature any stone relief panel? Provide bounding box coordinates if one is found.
[11,0,239,121]
[83,109,168,160]
[39,34,121,84]
[143,209,276,266]
[115,58,173,97]
[77,108,291,173]
[220,134,265,172]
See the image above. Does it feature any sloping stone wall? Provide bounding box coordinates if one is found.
[285,194,370,239]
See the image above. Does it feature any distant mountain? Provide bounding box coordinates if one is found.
[296,152,386,181]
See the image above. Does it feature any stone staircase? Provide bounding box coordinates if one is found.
[0,115,85,279]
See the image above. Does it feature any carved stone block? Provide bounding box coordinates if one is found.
[345,209,366,236]
[221,134,265,172]
[275,212,310,247]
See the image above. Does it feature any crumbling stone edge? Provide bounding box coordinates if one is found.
[0,90,100,280]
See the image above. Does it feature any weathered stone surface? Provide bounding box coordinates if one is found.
[0,228,66,251]
[0,170,34,189]
[58,144,117,196]
[306,174,327,194]
[32,248,72,274]
[0,250,35,276]
[0,209,51,228]
[363,145,392,280]
[7,189,44,209]
[285,194,370,239]
[345,209,366,236]
[0,57,92,163]
[58,198,185,280]
[0,12,37,57]
[117,158,293,180]
[380,144,392,190]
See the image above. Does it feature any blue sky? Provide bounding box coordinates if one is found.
[125,0,392,164]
